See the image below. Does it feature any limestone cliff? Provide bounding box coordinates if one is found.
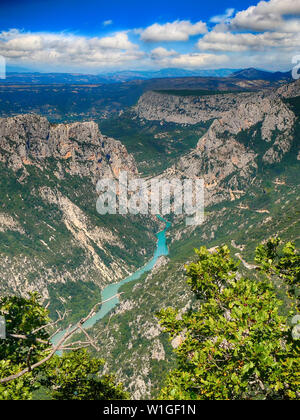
[91,79,300,399]
[0,114,137,182]
[0,114,157,321]
[143,80,300,208]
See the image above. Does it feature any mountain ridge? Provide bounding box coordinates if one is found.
[0,114,159,324]
[87,79,300,398]
[0,77,299,397]
[231,68,292,81]
[2,67,292,85]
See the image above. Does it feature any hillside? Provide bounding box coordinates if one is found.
[88,80,300,398]
[231,68,292,81]
[0,114,159,324]
[0,73,289,123]
[0,77,299,399]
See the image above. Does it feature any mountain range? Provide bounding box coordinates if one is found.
[0,69,292,125]
[0,73,299,397]
[91,78,300,398]
[2,67,292,84]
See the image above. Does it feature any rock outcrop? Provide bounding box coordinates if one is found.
[144,80,299,207]
[134,90,243,125]
[91,80,300,399]
[0,114,156,320]
[0,114,137,182]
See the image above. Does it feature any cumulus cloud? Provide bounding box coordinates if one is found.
[230,0,300,32]
[0,29,143,70]
[150,47,178,59]
[197,30,300,52]
[140,20,207,42]
[1,1,300,72]
[150,49,228,69]
[197,0,300,64]
[210,8,235,24]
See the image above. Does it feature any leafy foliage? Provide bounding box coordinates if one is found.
[44,350,129,400]
[0,294,128,400]
[255,238,300,306]
[186,246,239,300]
[0,294,50,399]
[158,242,300,400]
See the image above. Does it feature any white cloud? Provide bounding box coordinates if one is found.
[150,49,228,69]
[103,20,113,27]
[150,47,178,59]
[149,45,229,69]
[167,53,228,68]
[1,1,300,73]
[197,0,300,64]
[93,32,135,49]
[197,30,300,52]
[222,50,298,72]
[230,0,300,32]
[0,29,143,70]
[140,20,207,42]
[210,8,235,24]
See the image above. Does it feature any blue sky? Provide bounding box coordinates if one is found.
[0,0,299,73]
[0,0,254,35]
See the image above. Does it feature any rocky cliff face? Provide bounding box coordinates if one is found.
[177,87,297,202]
[0,114,157,321]
[135,90,242,125]
[0,114,137,182]
[142,81,300,208]
[135,81,300,127]
[1,79,300,397]
[91,79,300,399]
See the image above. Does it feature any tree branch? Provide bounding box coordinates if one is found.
[0,293,123,384]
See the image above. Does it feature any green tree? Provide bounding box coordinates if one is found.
[255,238,300,307]
[44,350,128,400]
[158,243,300,400]
[0,294,129,400]
[0,294,50,399]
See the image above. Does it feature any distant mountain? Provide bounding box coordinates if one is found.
[231,68,292,81]
[101,68,241,81]
[2,68,293,85]
[3,72,109,84]
[2,69,241,84]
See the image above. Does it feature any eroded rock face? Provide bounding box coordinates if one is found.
[0,114,137,181]
[135,80,300,127]
[177,91,295,198]
[0,213,25,234]
[277,78,300,99]
[144,81,299,207]
[134,90,244,125]
[0,114,156,313]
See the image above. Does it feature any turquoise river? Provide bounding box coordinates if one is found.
[52,216,170,345]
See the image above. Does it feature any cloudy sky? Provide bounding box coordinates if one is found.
[0,0,299,73]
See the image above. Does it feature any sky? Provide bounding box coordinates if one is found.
[0,0,299,73]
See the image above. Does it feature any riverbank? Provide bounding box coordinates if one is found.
[52,216,170,345]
